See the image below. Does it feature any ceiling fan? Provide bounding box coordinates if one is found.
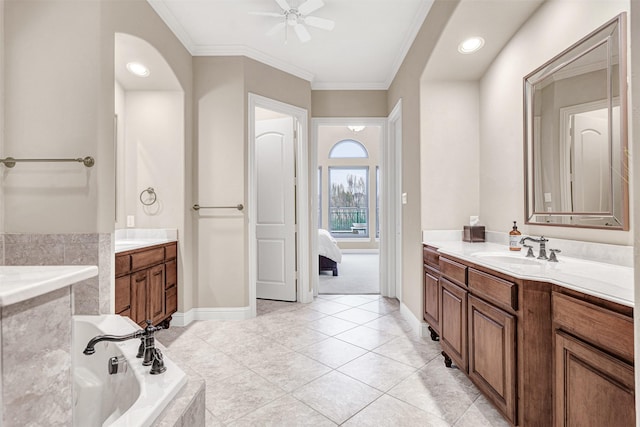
[250,0,335,43]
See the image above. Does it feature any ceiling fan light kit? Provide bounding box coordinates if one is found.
[250,0,335,43]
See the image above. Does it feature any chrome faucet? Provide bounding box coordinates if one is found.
[519,236,549,260]
[83,320,166,375]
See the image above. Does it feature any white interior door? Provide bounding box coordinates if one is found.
[571,109,609,212]
[255,117,297,301]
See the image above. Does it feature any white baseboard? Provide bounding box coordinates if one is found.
[399,301,430,338]
[171,306,252,326]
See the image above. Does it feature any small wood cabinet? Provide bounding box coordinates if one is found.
[115,241,178,328]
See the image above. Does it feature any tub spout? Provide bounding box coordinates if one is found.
[83,330,144,355]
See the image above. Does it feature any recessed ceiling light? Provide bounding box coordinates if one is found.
[126,62,150,77]
[458,37,485,54]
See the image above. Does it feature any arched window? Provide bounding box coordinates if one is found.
[329,139,368,158]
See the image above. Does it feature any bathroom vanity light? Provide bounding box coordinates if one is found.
[126,62,150,77]
[347,125,365,132]
[458,37,485,54]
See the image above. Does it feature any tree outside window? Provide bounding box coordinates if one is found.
[329,167,368,238]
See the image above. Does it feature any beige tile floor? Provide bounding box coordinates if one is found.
[156,294,510,426]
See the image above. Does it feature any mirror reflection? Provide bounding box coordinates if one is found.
[524,13,628,229]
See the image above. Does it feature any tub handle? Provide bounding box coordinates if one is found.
[108,356,127,375]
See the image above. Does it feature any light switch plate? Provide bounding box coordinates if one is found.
[402,193,407,204]
[127,215,135,227]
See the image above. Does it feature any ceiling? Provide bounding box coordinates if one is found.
[147,0,433,89]
[132,0,544,90]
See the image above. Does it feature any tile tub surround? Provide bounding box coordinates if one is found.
[0,265,98,426]
[2,233,112,314]
[156,295,509,426]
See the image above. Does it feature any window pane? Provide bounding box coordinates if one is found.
[329,139,368,158]
[329,167,368,238]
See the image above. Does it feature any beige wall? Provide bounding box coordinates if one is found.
[4,0,194,309]
[479,0,631,245]
[421,81,480,229]
[0,0,4,233]
[194,56,311,308]
[312,90,387,117]
[318,126,381,250]
[123,91,184,229]
[4,0,102,233]
[387,0,460,321]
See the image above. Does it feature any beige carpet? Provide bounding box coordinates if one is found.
[319,253,379,294]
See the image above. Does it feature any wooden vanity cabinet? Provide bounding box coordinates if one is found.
[552,291,635,426]
[468,294,516,422]
[115,241,178,328]
[437,255,523,425]
[423,245,441,339]
[440,276,468,371]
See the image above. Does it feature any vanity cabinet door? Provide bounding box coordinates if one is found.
[132,270,148,326]
[555,331,635,427]
[115,275,131,315]
[440,277,468,371]
[423,267,440,333]
[148,264,165,326]
[468,295,516,424]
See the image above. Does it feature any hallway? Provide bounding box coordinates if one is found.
[156,295,508,426]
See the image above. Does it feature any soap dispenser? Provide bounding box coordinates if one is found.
[509,221,522,251]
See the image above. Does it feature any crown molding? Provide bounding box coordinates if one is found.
[311,81,389,91]
[384,0,435,88]
[192,44,316,83]
[147,0,196,53]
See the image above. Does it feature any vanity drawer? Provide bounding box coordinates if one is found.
[423,245,440,269]
[440,257,467,287]
[131,247,165,271]
[468,268,517,312]
[165,243,177,260]
[552,292,634,363]
[115,254,131,277]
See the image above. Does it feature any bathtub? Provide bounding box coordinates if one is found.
[73,315,187,427]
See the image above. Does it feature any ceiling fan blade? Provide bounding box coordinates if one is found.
[298,0,324,16]
[249,11,283,18]
[294,23,311,42]
[304,16,335,31]
[275,0,291,11]
[266,22,286,36]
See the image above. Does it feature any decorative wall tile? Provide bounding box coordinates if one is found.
[2,287,72,426]
[2,233,113,315]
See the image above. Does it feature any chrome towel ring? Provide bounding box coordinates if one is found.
[140,187,157,206]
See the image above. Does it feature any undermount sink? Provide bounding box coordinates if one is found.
[471,252,543,266]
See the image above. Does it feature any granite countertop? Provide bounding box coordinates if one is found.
[0,265,99,307]
[424,240,633,307]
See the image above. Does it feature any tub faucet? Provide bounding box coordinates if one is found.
[83,330,145,355]
[83,320,163,358]
[519,236,549,260]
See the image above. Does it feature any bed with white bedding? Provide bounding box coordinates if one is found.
[318,229,342,276]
